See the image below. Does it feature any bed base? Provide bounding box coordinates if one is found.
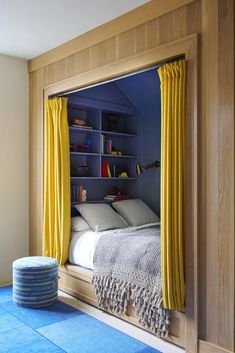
[58,263,186,348]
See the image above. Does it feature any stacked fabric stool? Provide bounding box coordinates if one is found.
[13,256,58,308]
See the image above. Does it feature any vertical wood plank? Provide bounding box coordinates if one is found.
[201,0,219,344]
[186,1,201,35]
[74,48,91,76]
[218,0,234,350]
[135,24,146,53]
[146,18,160,49]
[184,36,199,353]
[117,28,136,60]
[90,37,116,69]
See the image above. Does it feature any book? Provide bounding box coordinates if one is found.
[101,135,112,154]
[101,135,104,154]
[102,160,109,177]
[107,163,111,177]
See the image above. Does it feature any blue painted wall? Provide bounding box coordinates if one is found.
[115,69,161,215]
[68,68,161,216]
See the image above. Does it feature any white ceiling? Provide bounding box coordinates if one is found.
[0,0,150,60]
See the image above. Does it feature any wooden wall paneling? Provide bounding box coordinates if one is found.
[186,0,201,35]
[146,18,160,49]
[135,24,147,54]
[42,35,198,352]
[201,0,219,344]
[44,35,197,97]
[199,340,233,353]
[201,1,235,351]
[218,0,234,349]
[54,55,75,82]
[28,0,235,351]
[74,48,91,76]
[184,35,199,353]
[90,37,117,69]
[117,28,136,60]
[28,0,196,72]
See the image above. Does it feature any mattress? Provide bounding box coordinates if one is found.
[69,223,160,270]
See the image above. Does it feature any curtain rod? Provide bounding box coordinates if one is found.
[50,55,184,98]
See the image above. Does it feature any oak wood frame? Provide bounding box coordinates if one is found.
[42,34,199,352]
[28,0,195,73]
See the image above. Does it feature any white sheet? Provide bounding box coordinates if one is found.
[69,222,160,270]
[69,229,103,270]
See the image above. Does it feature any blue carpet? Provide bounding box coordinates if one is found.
[0,286,162,353]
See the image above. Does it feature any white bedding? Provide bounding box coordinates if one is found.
[69,222,160,270]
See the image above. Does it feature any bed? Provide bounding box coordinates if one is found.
[58,200,186,347]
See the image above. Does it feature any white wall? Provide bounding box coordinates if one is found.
[0,54,29,284]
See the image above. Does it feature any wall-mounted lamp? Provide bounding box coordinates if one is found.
[135,160,160,175]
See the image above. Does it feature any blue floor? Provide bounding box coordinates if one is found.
[0,286,162,353]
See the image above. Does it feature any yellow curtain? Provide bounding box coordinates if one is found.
[158,60,186,311]
[43,97,71,265]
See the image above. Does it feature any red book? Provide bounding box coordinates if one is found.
[102,160,109,177]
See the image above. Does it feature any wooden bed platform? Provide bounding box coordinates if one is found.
[58,263,186,348]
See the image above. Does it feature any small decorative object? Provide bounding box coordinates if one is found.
[112,151,118,156]
[70,143,76,152]
[84,138,92,152]
[136,160,160,175]
[71,166,89,177]
[104,185,130,201]
[81,189,87,202]
[107,114,119,132]
[119,172,128,178]
[117,151,122,156]
[72,119,87,126]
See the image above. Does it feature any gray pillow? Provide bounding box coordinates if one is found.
[75,203,127,232]
[112,199,160,227]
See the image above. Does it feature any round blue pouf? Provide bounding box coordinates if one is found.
[13,256,58,308]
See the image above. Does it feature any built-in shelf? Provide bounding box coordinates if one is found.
[71,152,137,158]
[101,177,136,180]
[71,177,136,180]
[70,152,100,156]
[71,200,112,206]
[101,130,136,137]
[69,126,136,137]
[69,127,100,134]
[101,154,137,159]
[69,90,139,203]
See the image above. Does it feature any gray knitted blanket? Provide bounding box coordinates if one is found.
[92,226,170,337]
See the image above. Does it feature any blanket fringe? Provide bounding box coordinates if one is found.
[92,276,170,337]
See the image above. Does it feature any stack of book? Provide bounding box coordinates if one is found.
[101,135,112,154]
[104,194,130,201]
[71,185,86,202]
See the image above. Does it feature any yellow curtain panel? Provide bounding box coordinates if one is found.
[43,97,71,265]
[158,60,186,311]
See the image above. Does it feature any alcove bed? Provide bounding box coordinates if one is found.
[58,68,184,344]
[42,35,198,351]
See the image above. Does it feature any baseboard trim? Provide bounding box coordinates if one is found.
[199,340,233,353]
[0,282,12,287]
[58,290,185,353]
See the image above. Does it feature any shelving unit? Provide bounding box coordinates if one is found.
[68,89,139,203]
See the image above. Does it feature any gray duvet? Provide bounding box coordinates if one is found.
[92,225,170,337]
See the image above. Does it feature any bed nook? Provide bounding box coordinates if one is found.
[43,58,188,349]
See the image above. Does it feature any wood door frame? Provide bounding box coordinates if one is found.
[42,33,199,352]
